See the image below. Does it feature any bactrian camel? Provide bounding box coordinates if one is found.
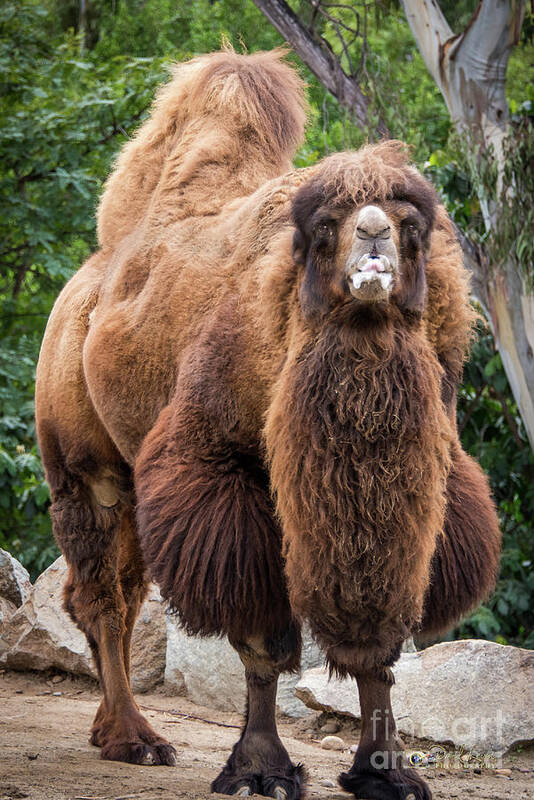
[36,49,501,800]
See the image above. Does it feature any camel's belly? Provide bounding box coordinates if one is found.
[83,308,181,465]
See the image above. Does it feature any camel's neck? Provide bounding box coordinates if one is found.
[289,319,440,446]
[265,317,452,665]
[266,316,452,553]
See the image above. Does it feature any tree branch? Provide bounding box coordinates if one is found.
[251,0,372,128]
[400,0,453,87]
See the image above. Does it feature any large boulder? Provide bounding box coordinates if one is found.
[0,556,167,691]
[129,584,168,692]
[164,616,323,717]
[296,639,534,754]
[0,596,17,630]
[0,548,31,608]
[0,557,93,675]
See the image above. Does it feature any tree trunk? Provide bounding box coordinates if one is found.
[484,265,534,450]
[401,0,534,449]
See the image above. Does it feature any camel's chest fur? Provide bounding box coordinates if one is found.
[266,320,452,664]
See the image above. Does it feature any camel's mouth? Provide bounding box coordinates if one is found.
[347,254,396,301]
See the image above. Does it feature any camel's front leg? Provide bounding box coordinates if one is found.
[211,633,305,799]
[339,670,431,800]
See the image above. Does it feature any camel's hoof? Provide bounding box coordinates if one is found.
[212,764,305,798]
[338,766,431,800]
[262,768,306,799]
[101,740,177,767]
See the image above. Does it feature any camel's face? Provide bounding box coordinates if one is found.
[340,204,400,303]
[337,200,428,304]
[292,178,436,321]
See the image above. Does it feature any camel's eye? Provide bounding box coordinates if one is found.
[402,220,421,243]
[315,221,334,238]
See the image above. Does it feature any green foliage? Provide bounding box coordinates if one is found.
[0,0,166,578]
[0,337,57,579]
[0,0,532,647]
[455,326,534,647]
[364,14,451,158]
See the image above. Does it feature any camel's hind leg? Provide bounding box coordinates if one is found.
[86,508,156,757]
[42,428,175,766]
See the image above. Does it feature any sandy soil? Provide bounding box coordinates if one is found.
[1,670,532,800]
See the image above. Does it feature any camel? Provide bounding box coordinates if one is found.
[36,49,501,800]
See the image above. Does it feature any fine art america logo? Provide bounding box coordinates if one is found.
[369,708,505,770]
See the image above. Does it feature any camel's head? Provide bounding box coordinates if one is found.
[291,142,438,322]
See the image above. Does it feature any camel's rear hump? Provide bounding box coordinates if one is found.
[97,48,307,249]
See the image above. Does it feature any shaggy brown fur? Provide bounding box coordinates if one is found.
[36,48,500,800]
[265,314,452,675]
[420,442,501,638]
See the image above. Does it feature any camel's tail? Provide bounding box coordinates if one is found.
[97,48,307,249]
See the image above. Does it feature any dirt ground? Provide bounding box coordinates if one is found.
[1,670,532,800]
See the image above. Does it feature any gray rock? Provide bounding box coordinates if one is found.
[0,556,166,691]
[320,720,341,734]
[130,584,167,692]
[296,640,534,755]
[164,616,324,716]
[0,557,93,676]
[0,596,17,632]
[0,549,31,607]
[164,618,244,712]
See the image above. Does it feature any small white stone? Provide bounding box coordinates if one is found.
[318,778,336,787]
[320,735,345,751]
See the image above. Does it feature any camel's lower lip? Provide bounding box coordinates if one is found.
[350,270,394,292]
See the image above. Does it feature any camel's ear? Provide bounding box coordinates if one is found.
[299,253,332,320]
[396,252,427,318]
[292,228,306,265]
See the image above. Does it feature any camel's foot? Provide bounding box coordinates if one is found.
[90,706,176,766]
[211,765,305,799]
[211,736,305,798]
[338,765,431,800]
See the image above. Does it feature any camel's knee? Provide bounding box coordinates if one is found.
[420,444,501,638]
[63,562,126,635]
[231,623,302,679]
